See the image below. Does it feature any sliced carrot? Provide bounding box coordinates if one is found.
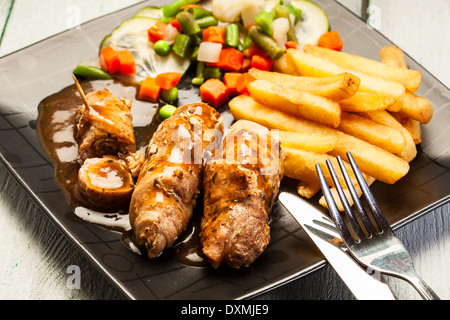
[118,50,136,75]
[241,58,251,73]
[155,72,183,90]
[318,30,344,51]
[207,48,243,72]
[200,79,229,108]
[169,18,182,33]
[99,46,120,74]
[202,26,226,45]
[179,4,202,10]
[244,43,268,59]
[251,55,273,71]
[148,21,167,43]
[223,73,242,96]
[139,77,161,102]
[285,41,299,50]
[236,73,256,95]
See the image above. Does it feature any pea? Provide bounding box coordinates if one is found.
[160,86,179,103]
[154,40,171,56]
[159,104,177,120]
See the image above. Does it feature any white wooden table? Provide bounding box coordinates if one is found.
[0,0,449,300]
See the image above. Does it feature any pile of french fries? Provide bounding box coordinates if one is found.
[228,44,433,210]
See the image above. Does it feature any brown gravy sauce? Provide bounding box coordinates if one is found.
[37,79,209,267]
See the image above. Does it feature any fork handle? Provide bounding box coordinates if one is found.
[405,271,441,300]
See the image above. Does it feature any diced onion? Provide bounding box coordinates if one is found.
[197,42,222,63]
[164,24,179,45]
[211,0,265,25]
[272,18,290,49]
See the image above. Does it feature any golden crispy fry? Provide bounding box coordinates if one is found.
[248,80,342,128]
[319,176,377,211]
[391,113,422,145]
[248,68,360,101]
[379,46,433,124]
[339,92,396,112]
[283,147,360,187]
[272,54,299,75]
[398,91,433,124]
[229,95,410,184]
[330,131,409,185]
[338,112,406,155]
[304,44,422,93]
[286,49,406,112]
[359,110,417,162]
[279,130,337,154]
[229,94,337,135]
[297,180,321,199]
[379,45,409,69]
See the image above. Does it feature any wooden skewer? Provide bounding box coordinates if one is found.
[72,73,90,108]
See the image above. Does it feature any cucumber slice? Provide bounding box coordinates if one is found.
[99,17,191,83]
[134,6,164,19]
[290,0,330,45]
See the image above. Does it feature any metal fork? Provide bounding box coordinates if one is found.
[316,152,440,300]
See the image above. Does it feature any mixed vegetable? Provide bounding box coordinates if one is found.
[73,0,337,116]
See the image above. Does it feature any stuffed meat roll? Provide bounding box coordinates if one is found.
[129,103,224,259]
[201,120,285,269]
[75,89,136,164]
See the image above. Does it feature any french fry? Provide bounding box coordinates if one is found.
[304,44,422,93]
[272,54,299,75]
[379,45,433,124]
[229,94,338,136]
[229,95,410,184]
[283,147,361,187]
[398,92,433,124]
[248,80,342,128]
[339,92,396,112]
[338,112,406,155]
[286,49,406,112]
[379,45,409,69]
[359,110,417,162]
[391,113,422,145]
[279,131,337,154]
[297,180,321,199]
[248,68,360,101]
[330,131,410,185]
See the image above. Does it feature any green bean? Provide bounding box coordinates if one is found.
[190,7,212,19]
[225,24,239,48]
[287,4,302,24]
[274,5,298,42]
[190,46,199,61]
[176,11,201,35]
[203,67,222,80]
[73,65,112,80]
[195,15,218,29]
[173,34,192,58]
[190,34,202,46]
[248,26,285,61]
[160,87,179,103]
[162,0,200,18]
[255,10,274,36]
[192,61,205,86]
[154,40,171,56]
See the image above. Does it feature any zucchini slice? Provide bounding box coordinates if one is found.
[99,17,191,83]
[290,0,330,45]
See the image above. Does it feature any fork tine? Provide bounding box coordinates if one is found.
[346,152,390,231]
[335,156,379,236]
[325,159,366,241]
[315,163,354,243]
